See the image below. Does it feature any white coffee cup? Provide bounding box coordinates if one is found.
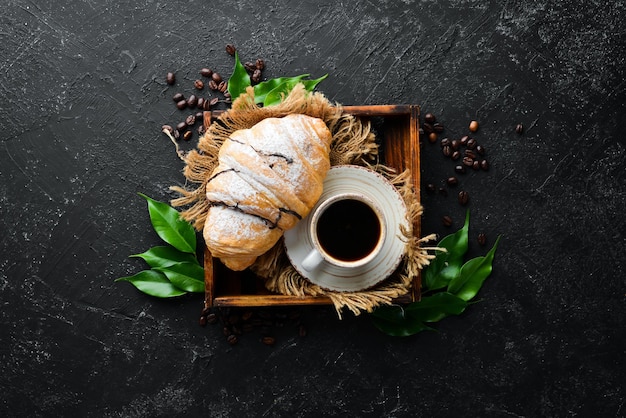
[301,193,386,272]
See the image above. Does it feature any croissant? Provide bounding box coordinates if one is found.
[203,113,333,270]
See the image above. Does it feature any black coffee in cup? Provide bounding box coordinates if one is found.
[316,198,382,262]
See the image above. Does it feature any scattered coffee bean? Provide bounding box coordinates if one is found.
[172,92,184,102]
[196,111,204,119]
[451,150,461,160]
[218,80,228,92]
[480,159,489,171]
[185,114,196,126]
[186,94,198,108]
[225,44,236,56]
[261,336,276,346]
[166,72,175,85]
[472,160,480,170]
[199,316,207,327]
[443,145,452,157]
[440,137,451,147]
[212,72,222,83]
[200,68,213,78]
[161,124,174,135]
[422,122,434,134]
[465,149,477,159]
[251,69,262,83]
[424,113,437,124]
[469,120,479,132]
[447,176,458,186]
[466,138,477,149]
[208,80,218,91]
[428,132,438,143]
[244,61,257,72]
[176,100,187,110]
[476,144,485,155]
[209,97,220,106]
[458,190,469,205]
[227,334,238,345]
[451,139,460,150]
[455,164,466,174]
[194,79,204,90]
[255,58,265,70]
[460,135,469,145]
[176,121,187,131]
[426,183,436,193]
[196,97,205,109]
[442,215,453,227]
[462,156,474,167]
[516,123,524,134]
[183,130,192,141]
[173,129,180,140]
[433,122,444,133]
[477,233,487,246]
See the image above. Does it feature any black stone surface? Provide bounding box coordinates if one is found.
[1,1,625,417]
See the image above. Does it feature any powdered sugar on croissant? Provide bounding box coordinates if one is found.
[204,113,333,271]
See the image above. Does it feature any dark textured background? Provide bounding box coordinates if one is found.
[1,0,625,416]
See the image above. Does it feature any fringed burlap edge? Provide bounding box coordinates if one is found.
[170,84,435,317]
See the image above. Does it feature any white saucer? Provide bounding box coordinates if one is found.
[283,165,410,292]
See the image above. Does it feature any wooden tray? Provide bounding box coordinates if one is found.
[202,105,421,308]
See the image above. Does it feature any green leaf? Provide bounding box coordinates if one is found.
[115,270,186,298]
[130,246,199,268]
[422,210,470,290]
[139,193,196,254]
[154,262,205,293]
[300,73,328,92]
[227,52,252,101]
[449,235,501,301]
[262,74,329,107]
[253,74,309,104]
[405,292,468,322]
[371,305,435,337]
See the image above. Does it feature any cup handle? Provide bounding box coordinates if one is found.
[301,249,323,272]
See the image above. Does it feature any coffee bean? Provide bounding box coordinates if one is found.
[433,122,444,133]
[455,165,466,174]
[422,122,434,134]
[443,145,452,157]
[199,315,207,327]
[451,139,460,150]
[227,334,238,345]
[424,113,437,124]
[438,187,448,197]
[200,68,213,78]
[426,183,436,193]
[477,233,487,246]
[161,124,173,135]
[462,156,474,167]
[196,97,205,109]
[446,176,458,186]
[251,69,262,83]
[222,326,231,337]
[476,144,485,155]
[440,138,451,147]
[218,80,228,93]
[464,149,477,159]
[176,121,187,131]
[208,80,218,91]
[481,159,489,171]
[183,130,192,141]
[255,58,265,70]
[176,100,187,110]
[460,135,469,146]
[428,132,438,143]
[458,190,469,205]
[185,114,196,126]
[261,336,276,346]
[472,160,480,170]
[225,44,236,56]
[173,129,180,140]
[469,120,479,132]
[466,138,477,149]
[442,215,453,227]
[166,72,175,85]
[211,72,222,83]
[451,150,461,160]
[194,79,204,90]
[186,94,198,108]
[209,97,220,106]
[172,92,184,102]
[196,111,204,119]
[244,61,257,72]
[516,123,524,134]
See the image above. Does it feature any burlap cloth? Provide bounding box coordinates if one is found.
[170,84,435,317]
